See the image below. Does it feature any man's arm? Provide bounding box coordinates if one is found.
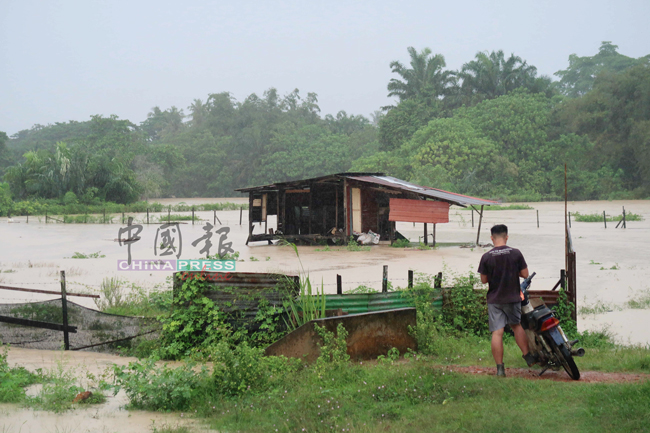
[480,274,489,284]
[519,267,529,279]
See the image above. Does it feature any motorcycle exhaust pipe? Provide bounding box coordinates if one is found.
[571,347,585,357]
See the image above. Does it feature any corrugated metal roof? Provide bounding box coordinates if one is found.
[346,175,497,207]
[235,172,497,206]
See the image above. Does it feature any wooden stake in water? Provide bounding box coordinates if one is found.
[60,270,69,351]
[603,211,607,228]
[337,274,342,295]
[408,270,413,288]
[240,207,243,225]
[192,206,195,225]
[382,265,388,293]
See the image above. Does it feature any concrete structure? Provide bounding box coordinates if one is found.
[264,307,417,363]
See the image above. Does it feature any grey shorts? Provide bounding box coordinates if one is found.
[488,303,521,332]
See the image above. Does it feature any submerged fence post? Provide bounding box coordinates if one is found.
[192,206,195,225]
[423,223,428,245]
[382,265,388,293]
[568,212,571,228]
[122,212,125,225]
[603,211,607,228]
[536,210,539,228]
[623,206,626,229]
[147,208,149,225]
[60,270,69,351]
[45,211,48,223]
[26,211,29,224]
[240,207,243,225]
[103,208,106,224]
[435,272,442,289]
[408,270,413,288]
[337,274,342,295]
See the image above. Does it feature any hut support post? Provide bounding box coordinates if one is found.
[475,205,484,245]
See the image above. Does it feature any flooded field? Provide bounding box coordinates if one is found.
[1,199,649,431]
[1,198,649,345]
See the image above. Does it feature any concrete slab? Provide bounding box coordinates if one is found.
[264,307,417,363]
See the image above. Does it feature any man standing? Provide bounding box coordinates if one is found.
[478,224,537,377]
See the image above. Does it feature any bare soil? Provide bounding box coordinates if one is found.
[444,364,650,383]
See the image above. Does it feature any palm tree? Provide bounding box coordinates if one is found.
[387,47,455,106]
[458,50,538,104]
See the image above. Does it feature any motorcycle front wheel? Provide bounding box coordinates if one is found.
[553,343,580,380]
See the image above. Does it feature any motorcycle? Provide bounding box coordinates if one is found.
[520,272,584,380]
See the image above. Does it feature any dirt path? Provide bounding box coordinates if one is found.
[443,364,650,383]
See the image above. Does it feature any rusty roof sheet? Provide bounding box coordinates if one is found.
[345,175,497,207]
[235,173,496,207]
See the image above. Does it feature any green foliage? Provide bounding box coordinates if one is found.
[113,358,209,411]
[0,182,12,216]
[573,211,643,222]
[282,242,326,331]
[552,287,577,338]
[554,41,649,97]
[209,341,301,397]
[345,285,378,294]
[346,236,371,251]
[485,204,534,210]
[625,289,650,310]
[441,273,488,336]
[69,251,105,259]
[391,238,411,248]
[314,323,350,370]
[0,345,40,403]
[158,276,231,359]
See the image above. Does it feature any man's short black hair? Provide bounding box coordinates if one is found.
[491,224,508,237]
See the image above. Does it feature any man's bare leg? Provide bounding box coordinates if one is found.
[491,328,505,365]
[511,324,529,356]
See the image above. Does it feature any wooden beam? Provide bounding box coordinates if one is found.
[476,205,484,245]
[0,315,77,333]
[246,194,253,245]
[0,285,99,298]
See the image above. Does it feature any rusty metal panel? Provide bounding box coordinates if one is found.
[388,198,449,224]
[528,290,560,308]
[172,272,299,331]
[264,308,417,362]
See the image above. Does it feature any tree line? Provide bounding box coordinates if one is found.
[0,41,648,211]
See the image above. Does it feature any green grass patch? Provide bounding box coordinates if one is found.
[573,211,644,222]
[8,199,247,217]
[485,204,534,210]
[391,238,411,248]
[68,251,105,259]
[157,214,202,222]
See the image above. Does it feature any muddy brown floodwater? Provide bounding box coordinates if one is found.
[0,199,649,430]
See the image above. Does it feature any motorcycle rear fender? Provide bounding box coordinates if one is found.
[523,305,553,331]
[545,327,564,346]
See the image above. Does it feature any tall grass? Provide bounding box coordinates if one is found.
[485,204,534,210]
[281,242,326,331]
[573,211,644,222]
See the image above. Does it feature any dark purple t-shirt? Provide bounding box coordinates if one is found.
[478,246,528,304]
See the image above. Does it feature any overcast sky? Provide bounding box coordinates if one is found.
[1,0,649,135]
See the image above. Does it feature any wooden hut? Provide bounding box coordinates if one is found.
[235,172,496,245]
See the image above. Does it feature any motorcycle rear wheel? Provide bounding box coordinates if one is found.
[553,343,580,380]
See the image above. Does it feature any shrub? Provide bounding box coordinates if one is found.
[113,358,209,412]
